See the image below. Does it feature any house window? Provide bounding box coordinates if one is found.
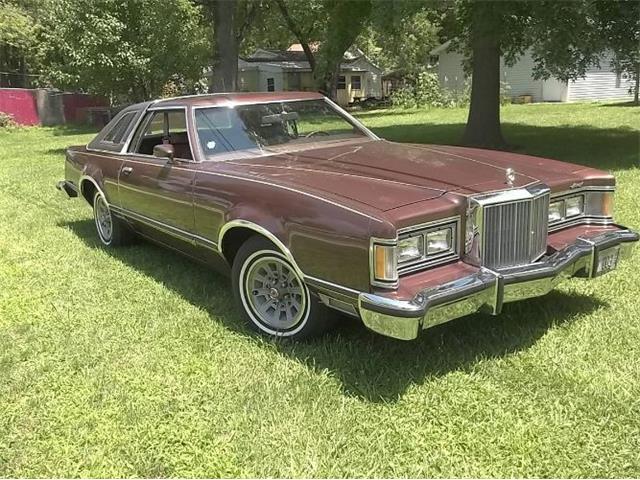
[337,75,346,90]
[267,78,275,92]
[351,75,362,90]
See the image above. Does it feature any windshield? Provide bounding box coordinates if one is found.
[194,99,369,158]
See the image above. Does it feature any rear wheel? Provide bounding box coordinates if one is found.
[232,236,335,339]
[92,191,133,246]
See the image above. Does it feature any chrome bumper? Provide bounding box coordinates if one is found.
[359,229,639,340]
[56,180,78,198]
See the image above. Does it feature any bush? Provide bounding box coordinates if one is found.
[390,74,514,109]
[390,72,470,109]
[0,112,19,129]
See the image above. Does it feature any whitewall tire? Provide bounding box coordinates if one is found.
[231,236,335,339]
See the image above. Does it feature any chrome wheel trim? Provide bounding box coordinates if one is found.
[239,250,310,336]
[94,193,113,245]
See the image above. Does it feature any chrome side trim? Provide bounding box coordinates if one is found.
[218,219,304,277]
[87,154,381,222]
[218,219,366,297]
[110,205,218,250]
[549,216,615,232]
[304,275,361,297]
[552,185,615,197]
[78,175,107,202]
[317,293,359,317]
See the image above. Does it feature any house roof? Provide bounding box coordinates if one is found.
[242,46,383,73]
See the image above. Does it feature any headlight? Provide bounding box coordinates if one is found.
[548,200,564,223]
[565,195,584,218]
[426,228,453,255]
[397,235,423,263]
[371,219,459,286]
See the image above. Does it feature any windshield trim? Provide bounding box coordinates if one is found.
[191,97,378,162]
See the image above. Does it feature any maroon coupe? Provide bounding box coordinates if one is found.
[57,92,638,340]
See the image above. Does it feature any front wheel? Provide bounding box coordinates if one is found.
[232,236,335,340]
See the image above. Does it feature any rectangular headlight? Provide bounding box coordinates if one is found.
[565,195,584,218]
[549,200,564,223]
[373,244,397,283]
[426,228,452,255]
[397,235,424,263]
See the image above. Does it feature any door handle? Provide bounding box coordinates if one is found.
[121,166,133,176]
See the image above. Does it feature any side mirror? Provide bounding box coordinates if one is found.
[153,144,175,162]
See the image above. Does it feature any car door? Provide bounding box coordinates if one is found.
[118,107,197,243]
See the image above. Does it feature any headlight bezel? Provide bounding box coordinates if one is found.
[370,216,460,287]
[548,187,614,231]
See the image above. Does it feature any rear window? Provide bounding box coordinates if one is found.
[102,111,136,144]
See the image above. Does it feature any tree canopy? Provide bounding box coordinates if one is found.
[1,0,637,143]
[37,0,210,102]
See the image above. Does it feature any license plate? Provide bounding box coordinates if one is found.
[595,247,620,276]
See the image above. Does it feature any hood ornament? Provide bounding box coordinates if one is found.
[505,167,516,186]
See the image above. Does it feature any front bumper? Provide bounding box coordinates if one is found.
[359,228,639,340]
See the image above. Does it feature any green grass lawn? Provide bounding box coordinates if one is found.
[1,102,639,477]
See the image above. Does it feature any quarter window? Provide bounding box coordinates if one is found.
[102,111,136,144]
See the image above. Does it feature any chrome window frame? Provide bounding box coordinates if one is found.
[124,105,198,163]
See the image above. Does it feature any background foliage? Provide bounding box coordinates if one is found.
[36,0,209,101]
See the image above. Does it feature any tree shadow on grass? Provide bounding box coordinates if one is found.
[61,218,606,403]
[367,122,639,171]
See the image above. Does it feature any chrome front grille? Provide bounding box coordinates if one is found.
[470,185,550,270]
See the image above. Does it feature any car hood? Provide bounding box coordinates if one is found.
[215,139,593,211]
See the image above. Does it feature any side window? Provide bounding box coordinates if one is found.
[102,111,136,144]
[351,75,362,90]
[128,109,193,160]
[337,75,346,90]
[267,78,275,92]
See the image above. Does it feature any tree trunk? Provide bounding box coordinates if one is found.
[634,61,639,105]
[462,2,505,147]
[210,0,238,93]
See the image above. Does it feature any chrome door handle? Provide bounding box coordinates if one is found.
[121,166,133,176]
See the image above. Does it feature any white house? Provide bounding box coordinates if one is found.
[237,45,383,106]
[431,41,634,102]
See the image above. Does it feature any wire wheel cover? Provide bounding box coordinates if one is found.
[94,195,113,241]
